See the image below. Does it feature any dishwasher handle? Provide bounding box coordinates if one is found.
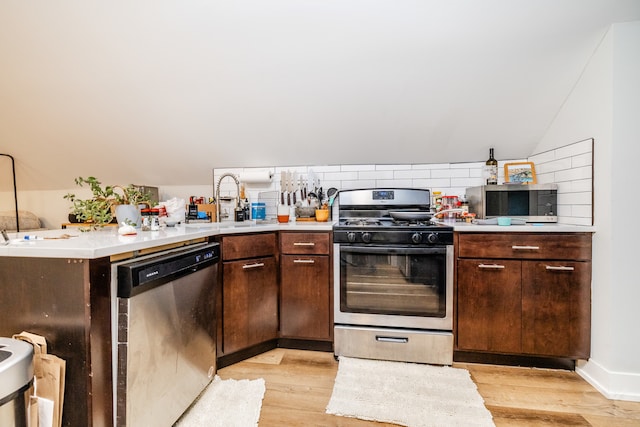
[118,243,220,298]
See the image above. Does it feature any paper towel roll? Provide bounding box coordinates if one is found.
[239,171,273,184]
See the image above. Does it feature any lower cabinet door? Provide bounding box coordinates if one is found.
[522,260,591,358]
[222,256,278,354]
[280,254,331,340]
[457,259,522,353]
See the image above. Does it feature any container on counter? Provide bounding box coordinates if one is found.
[432,191,442,211]
[150,208,160,231]
[140,209,151,231]
[441,195,459,219]
[251,202,266,220]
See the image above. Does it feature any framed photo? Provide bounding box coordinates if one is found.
[504,162,537,184]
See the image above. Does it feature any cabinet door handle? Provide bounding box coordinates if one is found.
[512,245,540,250]
[242,262,265,269]
[478,263,505,269]
[293,242,315,246]
[545,265,575,271]
[293,259,315,264]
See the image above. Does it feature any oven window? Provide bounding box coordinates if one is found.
[340,248,446,317]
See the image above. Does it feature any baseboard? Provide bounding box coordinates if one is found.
[454,351,575,370]
[576,358,640,402]
[278,338,333,352]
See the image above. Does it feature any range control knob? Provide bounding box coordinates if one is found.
[426,233,439,244]
[362,232,372,243]
[347,232,356,243]
[411,233,423,244]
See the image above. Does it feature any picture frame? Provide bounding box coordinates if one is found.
[504,162,537,184]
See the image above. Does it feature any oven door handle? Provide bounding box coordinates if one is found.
[338,246,448,255]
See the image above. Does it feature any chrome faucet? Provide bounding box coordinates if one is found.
[215,173,240,222]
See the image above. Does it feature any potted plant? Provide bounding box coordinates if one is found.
[111,184,153,226]
[64,177,152,229]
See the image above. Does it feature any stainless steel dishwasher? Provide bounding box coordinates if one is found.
[112,242,219,427]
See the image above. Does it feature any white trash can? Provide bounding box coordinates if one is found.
[0,338,34,427]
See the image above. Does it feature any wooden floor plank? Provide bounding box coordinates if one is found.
[218,349,640,427]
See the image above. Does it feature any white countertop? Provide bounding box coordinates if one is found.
[0,220,334,259]
[446,220,595,233]
[1,219,594,259]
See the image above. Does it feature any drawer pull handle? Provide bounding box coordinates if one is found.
[242,262,265,270]
[293,242,315,246]
[545,265,575,271]
[293,259,315,264]
[512,245,540,250]
[478,264,505,269]
[375,336,409,344]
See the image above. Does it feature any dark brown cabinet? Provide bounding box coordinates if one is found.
[456,232,592,359]
[280,232,332,341]
[219,233,278,356]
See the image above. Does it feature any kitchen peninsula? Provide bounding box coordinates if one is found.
[0,221,332,427]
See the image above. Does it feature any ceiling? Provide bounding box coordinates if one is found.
[1,0,640,191]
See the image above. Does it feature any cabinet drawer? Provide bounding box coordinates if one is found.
[457,233,592,260]
[222,232,277,261]
[280,232,330,255]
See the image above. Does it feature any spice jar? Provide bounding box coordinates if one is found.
[140,209,151,231]
[150,208,160,231]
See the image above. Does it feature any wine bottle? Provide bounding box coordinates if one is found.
[485,148,498,185]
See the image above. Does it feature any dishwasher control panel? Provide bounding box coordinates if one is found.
[117,243,220,298]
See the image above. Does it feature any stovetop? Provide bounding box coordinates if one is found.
[333,188,453,245]
[333,218,453,245]
[337,217,447,229]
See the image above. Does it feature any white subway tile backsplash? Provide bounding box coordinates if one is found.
[341,164,375,172]
[571,152,593,168]
[451,177,483,188]
[536,172,555,184]
[213,140,592,226]
[324,171,359,181]
[555,165,592,182]
[569,179,593,193]
[571,204,593,218]
[536,157,572,174]
[529,150,556,164]
[421,163,451,170]
[424,178,453,188]
[359,170,394,180]
[561,191,592,205]
[377,164,411,171]
[555,139,593,158]
[394,169,431,179]
[377,179,414,188]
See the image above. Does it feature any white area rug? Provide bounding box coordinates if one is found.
[326,357,495,427]
[175,375,266,427]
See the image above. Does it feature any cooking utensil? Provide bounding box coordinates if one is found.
[327,187,338,206]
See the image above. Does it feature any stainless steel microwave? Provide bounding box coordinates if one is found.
[466,184,558,223]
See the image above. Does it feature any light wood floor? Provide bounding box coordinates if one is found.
[217,348,640,426]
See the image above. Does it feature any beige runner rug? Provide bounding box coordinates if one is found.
[326,356,494,427]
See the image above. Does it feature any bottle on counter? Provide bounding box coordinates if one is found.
[484,148,498,185]
[243,198,250,220]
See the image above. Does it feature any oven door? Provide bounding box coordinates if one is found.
[334,244,453,330]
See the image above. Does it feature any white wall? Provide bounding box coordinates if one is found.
[533,21,640,401]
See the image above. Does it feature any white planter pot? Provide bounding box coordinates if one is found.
[115,204,141,227]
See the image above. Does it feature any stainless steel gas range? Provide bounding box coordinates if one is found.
[333,188,454,365]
